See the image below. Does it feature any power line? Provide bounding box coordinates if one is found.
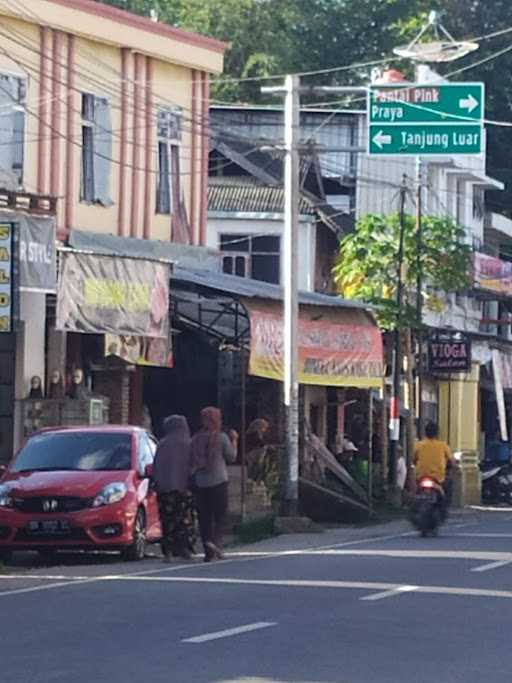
[8,0,512,90]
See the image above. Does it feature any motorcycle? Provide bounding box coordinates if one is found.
[480,460,512,505]
[409,476,446,537]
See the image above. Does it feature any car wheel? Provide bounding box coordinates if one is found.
[122,509,146,561]
[37,549,57,563]
[0,549,12,564]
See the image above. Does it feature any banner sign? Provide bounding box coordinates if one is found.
[105,334,173,368]
[427,332,471,373]
[18,216,56,292]
[474,252,512,296]
[0,223,12,332]
[57,252,170,338]
[246,301,384,388]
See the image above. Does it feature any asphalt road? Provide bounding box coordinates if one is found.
[1,509,512,683]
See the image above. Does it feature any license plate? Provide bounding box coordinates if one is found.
[27,520,70,535]
[417,492,436,502]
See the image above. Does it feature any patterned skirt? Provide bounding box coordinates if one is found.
[157,490,197,557]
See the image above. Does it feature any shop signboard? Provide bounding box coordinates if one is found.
[473,252,512,296]
[245,300,384,388]
[18,216,56,292]
[427,332,471,373]
[0,223,13,333]
[57,252,170,338]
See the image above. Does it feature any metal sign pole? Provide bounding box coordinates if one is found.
[416,156,424,439]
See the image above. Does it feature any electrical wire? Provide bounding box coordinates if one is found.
[8,0,512,92]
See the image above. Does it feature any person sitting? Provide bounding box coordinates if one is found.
[414,421,454,508]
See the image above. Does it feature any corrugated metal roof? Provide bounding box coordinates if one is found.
[208,178,314,215]
[172,265,371,312]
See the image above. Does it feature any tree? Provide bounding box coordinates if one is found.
[332,213,472,330]
[97,0,512,209]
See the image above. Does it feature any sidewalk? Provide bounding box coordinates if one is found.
[227,506,481,556]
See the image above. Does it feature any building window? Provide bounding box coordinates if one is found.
[473,186,484,220]
[80,93,113,206]
[0,74,26,188]
[156,108,182,215]
[220,234,281,284]
[222,253,250,278]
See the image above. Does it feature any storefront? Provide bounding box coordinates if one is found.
[0,206,57,462]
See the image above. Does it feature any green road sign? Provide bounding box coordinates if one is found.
[368,124,483,156]
[367,82,484,156]
[368,83,484,124]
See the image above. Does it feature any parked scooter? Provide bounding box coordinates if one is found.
[409,476,447,537]
[480,460,512,505]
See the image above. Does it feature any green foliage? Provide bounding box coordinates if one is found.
[234,515,277,544]
[333,213,471,329]
[97,0,512,211]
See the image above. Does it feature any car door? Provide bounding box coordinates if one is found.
[138,433,161,539]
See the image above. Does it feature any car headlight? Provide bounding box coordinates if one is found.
[92,483,127,508]
[0,486,12,508]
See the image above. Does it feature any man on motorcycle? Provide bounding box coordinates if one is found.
[414,422,454,507]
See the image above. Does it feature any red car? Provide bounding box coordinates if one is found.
[0,426,161,562]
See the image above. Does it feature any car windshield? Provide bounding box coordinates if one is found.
[11,432,133,473]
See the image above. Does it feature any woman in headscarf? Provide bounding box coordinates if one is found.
[153,415,196,561]
[190,407,238,562]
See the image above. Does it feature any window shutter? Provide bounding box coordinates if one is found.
[81,126,95,202]
[93,96,113,206]
[156,142,170,214]
[0,75,21,189]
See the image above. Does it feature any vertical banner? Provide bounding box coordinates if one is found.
[492,349,508,442]
[0,223,13,333]
[18,216,56,292]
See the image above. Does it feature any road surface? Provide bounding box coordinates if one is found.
[1,509,511,683]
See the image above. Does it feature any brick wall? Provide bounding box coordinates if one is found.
[93,369,132,424]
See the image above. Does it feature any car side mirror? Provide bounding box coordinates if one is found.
[0,464,7,480]
[144,463,153,480]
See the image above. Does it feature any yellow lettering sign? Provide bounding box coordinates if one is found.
[0,269,9,284]
[0,247,9,261]
[0,225,10,240]
[0,316,10,331]
[0,293,10,307]
[84,278,150,312]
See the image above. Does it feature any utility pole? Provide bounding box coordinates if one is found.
[415,158,424,439]
[389,175,408,490]
[262,75,300,516]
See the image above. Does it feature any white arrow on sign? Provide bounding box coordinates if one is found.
[459,94,479,114]
[372,130,392,149]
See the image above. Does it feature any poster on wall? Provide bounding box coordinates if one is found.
[104,333,173,368]
[245,300,384,388]
[0,223,13,333]
[57,252,170,338]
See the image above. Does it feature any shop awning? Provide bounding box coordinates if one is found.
[171,267,384,389]
[68,229,221,272]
